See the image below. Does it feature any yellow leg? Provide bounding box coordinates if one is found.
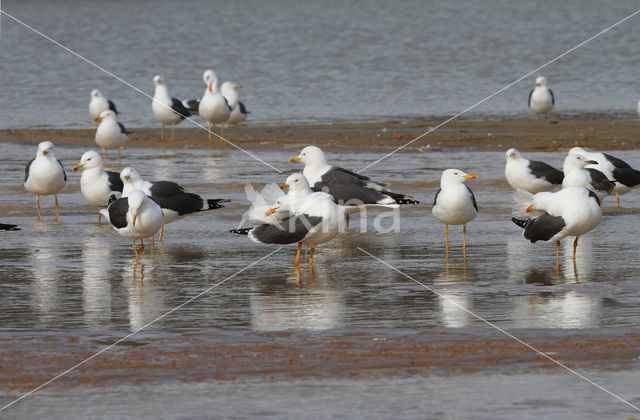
[309,247,315,266]
[36,196,41,218]
[137,239,145,253]
[98,212,102,224]
[294,242,302,266]
[103,149,107,162]
[55,195,60,219]
[220,124,224,138]
[445,224,449,252]
[207,123,212,141]
[462,224,467,251]
[346,214,350,231]
[159,225,164,241]
[573,236,579,261]
[616,195,620,208]
[536,114,539,121]
[161,123,165,142]
[169,124,175,142]
[132,241,140,263]
[556,241,560,272]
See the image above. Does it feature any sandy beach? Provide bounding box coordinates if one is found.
[2,119,639,152]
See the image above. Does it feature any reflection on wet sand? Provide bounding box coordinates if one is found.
[561,236,593,282]
[434,262,478,328]
[122,259,166,331]
[81,233,113,329]
[512,291,602,328]
[27,222,62,326]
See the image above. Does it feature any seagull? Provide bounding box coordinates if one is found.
[528,76,555,121]
[221,81,248,126]
[290,146,419,230]
[562,153,615,202]
[73,151,123,223]
[511,186,601,268]
[569,147,640,208]
[279,173,315,209]
[239,183,287,227]
[198,70,231,140]
[231,190,344,266]
[152,75,193,142]
[120,167,229,239]
[106,190,164,262]
[94,110,127,162]
[89,89,118,121]
[0,223,20,231]
[24,141,67,218]
[504,148,563,193]
[432,169,478,254]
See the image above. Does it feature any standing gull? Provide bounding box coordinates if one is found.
[528,76,555,121]
[562,154,615,202]
[120,167,229,239]
[89,89,119,121]
[504,148,563,193]
[221,81,248,126]
[198,70,231,140]
[152,75,193,142]
[569,147,640,208]
[290,146,419,230]
[94,110,127,162]
[24,141,67,218]
[512,186,601,268]
[432,169,478,254]
[73,151,123,223]
[107,190,164,262]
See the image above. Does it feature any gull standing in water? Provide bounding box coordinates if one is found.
[24,141,67,218]
[73,151,123,223]
[152,75,194,142]
[89,89,118,121]
[94,110,127,162]
[562,154,614,203]
[198,70,231,140]
[504,148,563,193]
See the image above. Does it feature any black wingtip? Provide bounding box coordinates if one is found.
[207,198,231,210]
[0,223,20,231]
[108,194,118,205]
[396,198,420,205]
[230,227,251,235]
[511,217,528,229]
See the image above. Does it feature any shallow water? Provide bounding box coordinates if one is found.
[2,143,640,417]
[1,0,640,128]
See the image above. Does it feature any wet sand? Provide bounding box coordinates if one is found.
[2,119,640,152]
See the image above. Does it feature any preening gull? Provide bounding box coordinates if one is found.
[89,89,118,121]
[290,146,419,230]
[73,150,123,223]
[512,186,601,268]
[562,153,614,202]
[152,75,194,142]
[198,70,231,140]
[504,148,563,193]
[120,167,229,239]
[221,81,248,126]
[432,169,478,254]
[106,190,164,262]
[569,147,640,208]
[24,141,67,218]
[94,110,127,162]
[528,76,555,121]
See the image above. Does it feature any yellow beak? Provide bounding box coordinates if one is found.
[289,156,301,162]
[124,175,131,181]
[279,183,290,190]
[236,84,244,89]
[94,116,102,122]
[265,207,279,216]
[72,163,84,171]
[42,151,48,156]
[463,173,477,179]
[208,82,212,93]
[526,204,533,213]
[535,83,541,87]
[132,212,137,226]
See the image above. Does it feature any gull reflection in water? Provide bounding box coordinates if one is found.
[250,264,345,331]
[434,261,478,328]
[512,290,602,328]
[122,259,166,331]
[28,223,62,325]
[81,233,113,328]
[561,236,594,281]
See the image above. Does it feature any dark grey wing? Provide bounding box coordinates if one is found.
[512,214,565,243]
[108,99,119,115]
[528,89,534,107]
[239,101,249,115]
[332,166,372,182]
[465,186,478,212]
[0,223,20,231]
[528,160,564,185]
[603,153,631,169]
[249,214,323,244]
[433,188,441,207]
[118,122,127,134]
[314,168,386,205]
[170,98,191,119]
[549,89,555,105]
[223,96,232,111]
[587,190,601,206]
[149,181,204,215]
[106,170,124,192]
[57,159,67,182]
[183,99,200,114]
[586,168,615,194]
[108,197,129,229]
[612,167,640,188]
[24,158,34,183]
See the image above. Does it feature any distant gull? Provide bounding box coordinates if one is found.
[512,186,601,268]
[106,190,164,262]
[89,89,118,121]
[198,70,231,140]
[569,147,640,208]
[94,110,127,162]
[562,153,614,202]
[290,146,419,230]
[504,148,563,193]
[120,167,229,239]
[528,76,555,121]
[0,223,20,231]
[152,75,194,142]
[221,81,248,127]
[432,169,478,254]
[231,189,344,266]
[73,151,123,223]
[24,141,67,218]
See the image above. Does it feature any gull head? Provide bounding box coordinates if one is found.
[441,168,477,185]
[37,141,55,158]
[95,109,117,122]
[290,145,325,166]
[535,76,548,87]
[120,167,142,184]
[73,150,103,171]
[153,75,165,86]
[127,190,147,226]
[91,89,103,98]
[505,148,522,161]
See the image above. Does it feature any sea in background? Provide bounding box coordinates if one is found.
[1,0,640,129]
